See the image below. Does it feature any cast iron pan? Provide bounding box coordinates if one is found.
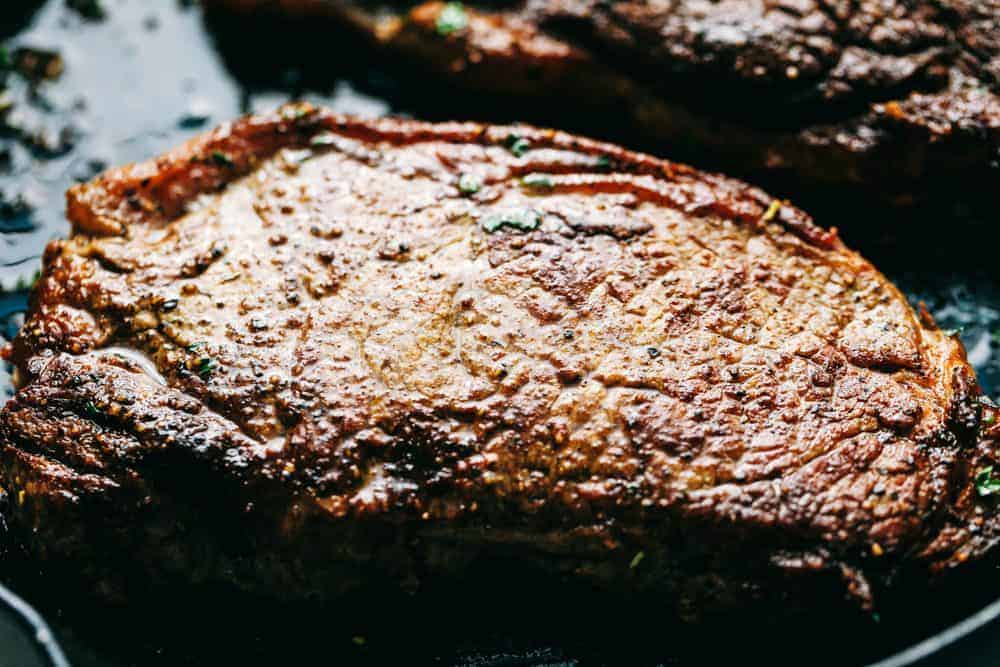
[1,2,998,665]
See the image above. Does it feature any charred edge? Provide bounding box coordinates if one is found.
[66,103,836,250]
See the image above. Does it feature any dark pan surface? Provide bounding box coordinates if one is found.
[1,2,998,665]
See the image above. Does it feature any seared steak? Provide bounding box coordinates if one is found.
[208,0,999,201]
[1,105,998,615]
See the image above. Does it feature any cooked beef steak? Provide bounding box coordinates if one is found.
[1,105,998,614]
[208,0,999,201]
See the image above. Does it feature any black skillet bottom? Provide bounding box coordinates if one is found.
[1,2,998,665]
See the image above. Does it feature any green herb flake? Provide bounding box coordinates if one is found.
[975,466,1000,497]
[279,105,311,121]
[505,134,531,158]
[760,200,782,223]
[595,155,613,170]
[211,151,235,168]
[186,342,206,353]
[481,208,541,234]
[980,396,998,427]
[521,173,554,191]
[351,636,367,646]
[309,132,337,148]
[629,551,645,569]
[197,356,218,378]
[457,173,481,196]
[436,2,468,36]
[84,401,101,419]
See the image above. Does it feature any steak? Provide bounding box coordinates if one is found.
[208,0,999,202]
[1,104,998,616]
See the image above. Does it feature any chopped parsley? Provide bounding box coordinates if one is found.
[629,551,645,569]
[211,151,235,168]
[975,466,1000,497]
[595,155,613,171]
[84,401,101,418]
[761,200,782,223]
[481,208,541,234]
[197,356,218,378]
[521,173,554,191]
[436,2,468,35]
[981,397,998,426]
[505,133,531,158]
[186,341,206,353]
[309,132,337,148]
[457,173,481,195]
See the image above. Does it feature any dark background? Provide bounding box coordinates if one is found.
[1,1,998,665]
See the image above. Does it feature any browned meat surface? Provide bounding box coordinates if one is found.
[1,104,998,615]
[208,0,999,201]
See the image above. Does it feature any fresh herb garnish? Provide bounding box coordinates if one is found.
[351,636,367,646]
[186,342,206,352]
[84,401,100,418]
[505,133,531,158]
[481,208,541,233]
[309,132,337,148]
[521,173,554,191]
[981,397,998,427]
[630,551,645,569]
[197,356,218,378]
[436,2,468,35]
[457,173,481,195]
[761,200,782,223]
[595,155,613,171]
[975,466,1000,496]
[211,151,235,168]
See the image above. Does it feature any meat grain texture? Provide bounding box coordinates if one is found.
[1,104,998,616]
[209,1,1000,200]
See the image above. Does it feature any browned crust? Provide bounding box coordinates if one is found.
[2,104,997,615]
[67,103,836,247]
[206,0,1000,198]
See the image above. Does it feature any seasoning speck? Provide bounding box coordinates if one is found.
[211,151,235,168]
[481,208,541,234]
[521,173,554,191]
[458,173,481,195]
[505,134,531,158]
[761,200,782,223]
[975,466,1000,497]
[436,2,468,35]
